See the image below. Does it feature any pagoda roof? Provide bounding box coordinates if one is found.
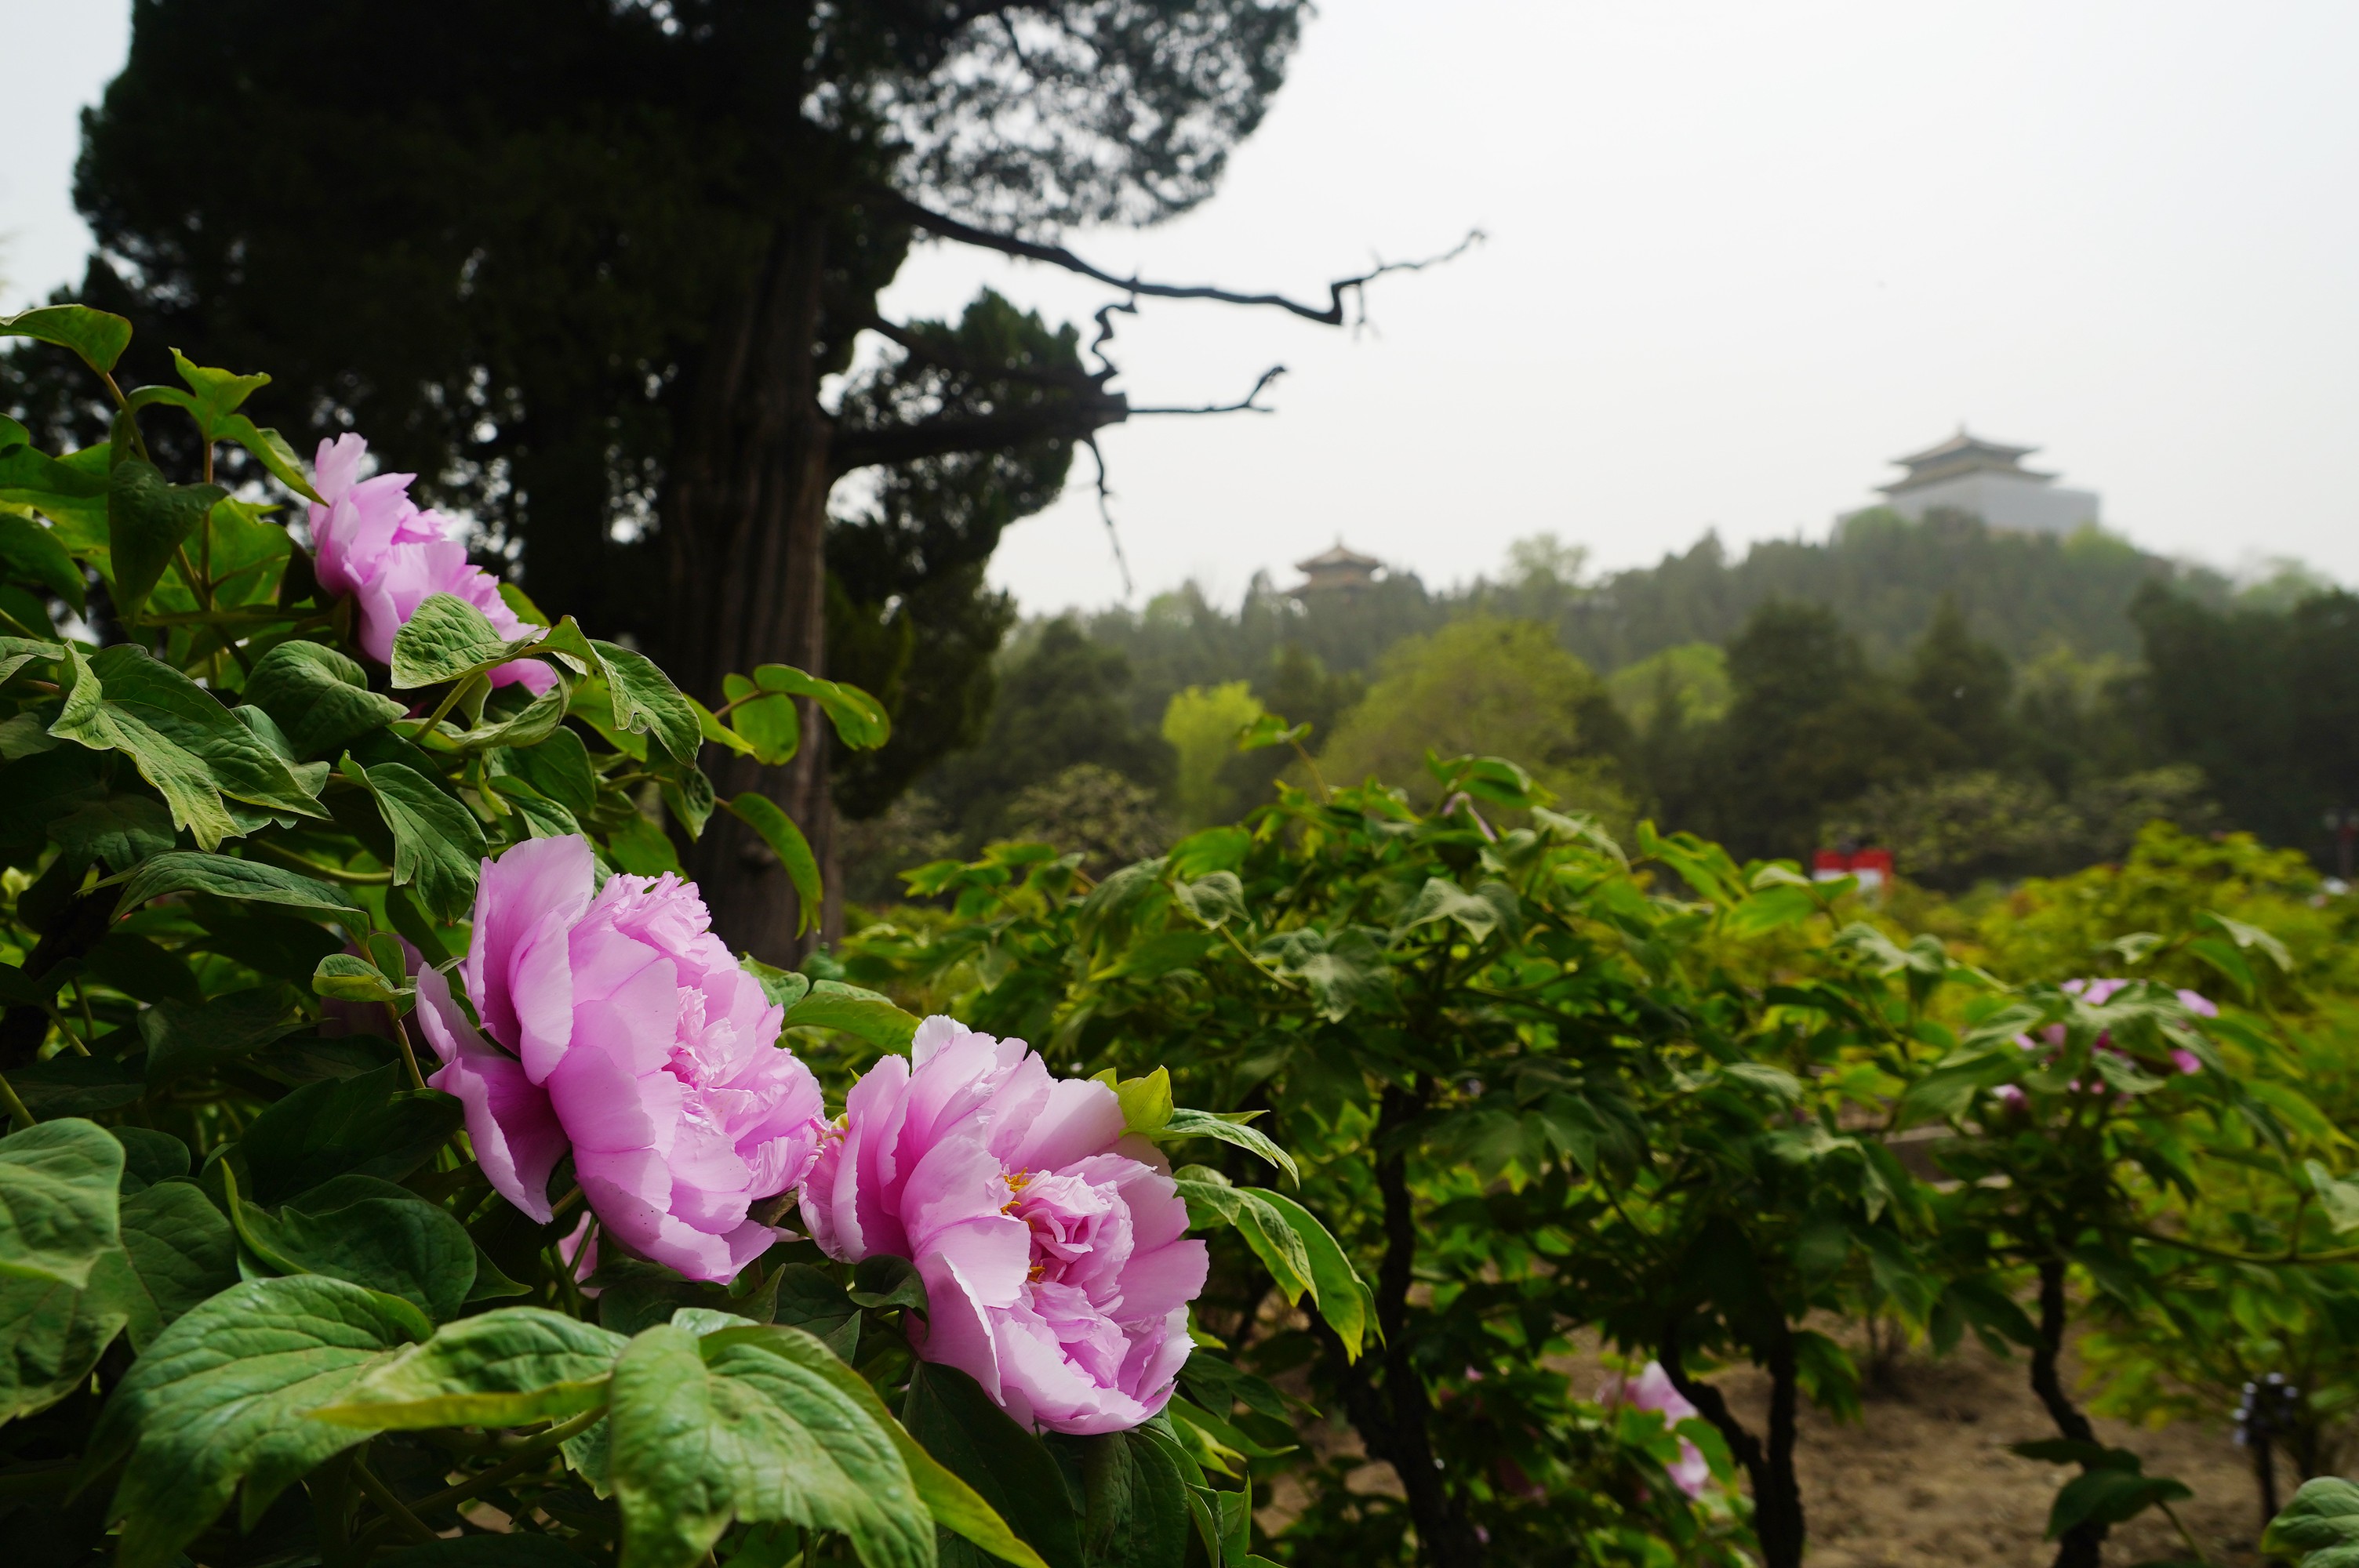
[1881,426,2056,493]
[1295,540,1383,573]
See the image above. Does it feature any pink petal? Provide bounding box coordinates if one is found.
[415,966,565,1224]
[467,836,594,1053]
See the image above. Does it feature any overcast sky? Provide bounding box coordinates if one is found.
[8,1,2358,613]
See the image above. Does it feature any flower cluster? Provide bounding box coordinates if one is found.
[415,835,826,1282]
[1995,977,2214,1105]
[802,1018,1209,1434]
[425,841,1206,1432]
[1601,1363,1711,1498]
[310,434,553,692]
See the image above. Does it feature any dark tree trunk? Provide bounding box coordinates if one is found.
[1660,1316,1807,1568]
[663,217,838,962]
[1326,1085,1485,1568]
[2031,1257,2107,1568]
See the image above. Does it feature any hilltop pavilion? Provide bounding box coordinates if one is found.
[1877,429,2099,535]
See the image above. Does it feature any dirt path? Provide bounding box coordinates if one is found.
[1641,1336,2274,1566]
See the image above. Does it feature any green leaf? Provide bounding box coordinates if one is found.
[1248,1189,1369,1359]
[723,673,801,765]
[1175,1174,1314,1308]
[362,760,488,923]
[243,639,406,759]
[0,1167,231,1421]
[1390,877,1503,944]
[742,956,813,1011]
[238,1063,465,1205]
[503,727,598,816]
[541,618,699,764]
[83,1276,413,1568]
[1255,927,1391,1022]
[52,644,326,848]
[0,513,85,612]
[106,456,225,625]
[314,1305,625,1428]
[315,951,404,1004]
[1078,1428,1188,1568]
[905,1362,1081,1568]
[725,791,825,937]
[213,414,324,503]
[2309,1161,2359,1234]
[113,1178,240,1347]
[442,677,571,753]
[140,989,307,1088]
[1170,872,1246,927]
[0,1118,125,1288]
[1722,883,1819,938]
[47,792,176,872]
[0,630,66,684]
[1114,1069,1174,1135]
[780,978,921,1050]
[608,1322,933,1568]
[2045,1464,2191,1537]
[737,663,892,752]
[1152,1109,1299,1187]
[2267,1477,2359,1563]
[236,1174,479,1321]
[166,347,268,432]
[111,848,362,922]
[1,304,133,374]
[389,593,544,690]
[607,811,683,875]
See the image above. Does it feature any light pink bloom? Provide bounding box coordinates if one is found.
[413,835,825,1283]
[309,434,553,695]
[801,1017,1209,1435]
[1997,978,2212,1104]
[1602,1362,1712,1498]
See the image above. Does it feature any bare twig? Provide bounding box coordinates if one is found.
[891,194,1484,328]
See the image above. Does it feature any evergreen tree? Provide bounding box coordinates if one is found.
[22,0,1395,956]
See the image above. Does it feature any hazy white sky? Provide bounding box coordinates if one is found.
[9,2,2358,612]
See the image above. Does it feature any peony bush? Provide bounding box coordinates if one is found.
[0,306,1358,1568]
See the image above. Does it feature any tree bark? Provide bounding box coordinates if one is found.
[663,217,837,962]
[1659,1316,1806,1568]
[2031,1257,2108,1568]
[1323,1085,1485,1568]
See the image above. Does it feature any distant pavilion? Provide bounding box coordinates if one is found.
[1292,541,1383,597]
[1876,428,2099,535]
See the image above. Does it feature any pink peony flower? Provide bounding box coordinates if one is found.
[1602,1362,1712,1498]
[309,434,553,695]
[1997,978,2214,1104]
[413,835,826,1283]
[801,1017,1209,1435]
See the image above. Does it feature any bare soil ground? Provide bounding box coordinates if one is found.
[1274,1334,2281,1565]
[1696,1337,2269,1566]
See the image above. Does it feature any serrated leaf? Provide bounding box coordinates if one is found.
[608,1323,933,1568]
[0,1118,124,1288]
[314,1305,625,1428]
[362,760,487,923]
[82,1276,412,1568]
[51,644,325,848]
